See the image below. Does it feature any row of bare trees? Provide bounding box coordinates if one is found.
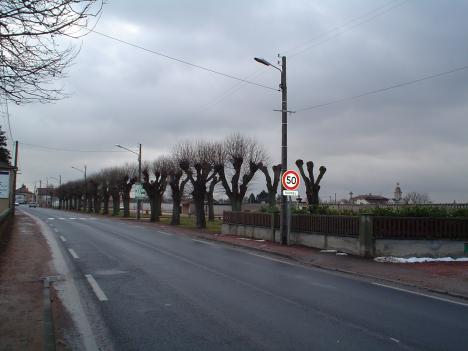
[55,134,327,228]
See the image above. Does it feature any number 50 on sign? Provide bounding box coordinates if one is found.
[282,169,300,196]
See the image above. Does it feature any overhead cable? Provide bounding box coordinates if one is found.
[296,64,468,112]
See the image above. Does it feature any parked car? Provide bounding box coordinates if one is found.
[28,202,37,208]
[14,202,19,206]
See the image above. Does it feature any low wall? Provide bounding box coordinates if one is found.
[0,208,13,243]
[221,219,468,258]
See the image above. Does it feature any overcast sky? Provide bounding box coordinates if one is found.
[6,0,468,202]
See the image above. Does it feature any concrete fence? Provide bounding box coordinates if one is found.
[222,211,468,258]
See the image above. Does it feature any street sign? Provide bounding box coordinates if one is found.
[134,183,147,199]
[283,190,298,196]
[282,169,300,191]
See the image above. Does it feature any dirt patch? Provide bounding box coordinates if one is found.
[0,212,74,350]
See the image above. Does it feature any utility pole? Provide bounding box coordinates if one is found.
[12,141,18,213]
[280,56,288,245]
[137,143,142,220]
[254,55,290,245]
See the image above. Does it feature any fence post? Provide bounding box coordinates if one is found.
[359,215,374,257]
[270,213,276,242]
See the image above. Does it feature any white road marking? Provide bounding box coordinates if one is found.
[85,274,108,301]
[390,337,400,343]
[158,231,173,236]
[372,283,468,307]
[68,248,79,259]
[79,218,87,220]
[69,217,76,220]
[246,252,299,267]
[59,217,65,220]
[60,236,67,242]
[48,218,55,220]
[192,239,216,247]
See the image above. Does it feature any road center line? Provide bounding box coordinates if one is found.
[60,236,67,242]
[372,282,468,307]
[85,274,108,302]
[68,248,79,259]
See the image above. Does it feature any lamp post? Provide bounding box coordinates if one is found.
[115,144,142,219]
[71,165,87,210]
[254,55,289,245]
[49,176,61,208]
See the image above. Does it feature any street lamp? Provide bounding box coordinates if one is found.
[115,144,142,220]
[255,55,289,245]
[71,165,87,210]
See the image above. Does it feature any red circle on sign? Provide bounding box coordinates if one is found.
[282,170,300,191]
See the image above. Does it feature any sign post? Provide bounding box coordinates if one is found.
[281,170,300,244]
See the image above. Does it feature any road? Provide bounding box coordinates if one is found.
[22,207,468,351]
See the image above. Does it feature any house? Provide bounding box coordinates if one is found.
[15,184,34,204]
[350,193,389,205]
[36,187,55,207]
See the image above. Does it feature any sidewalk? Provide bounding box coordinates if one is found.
[124,218,468,300]
[0,212,70,351]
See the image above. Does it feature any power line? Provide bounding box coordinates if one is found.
[88,29,279,92]
[19,142,126,153]
[198,0,408,112]
[296,64,468,112]
[286,0,409,58]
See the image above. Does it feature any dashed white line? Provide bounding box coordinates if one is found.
[60,236,67,242]
[390,337,400,343]
[79,218,87,220]
[48,218,55,220]
[158,231,173,236]
[59,217,65,220]
[69,217,76,220]
[68,248,79,259]
[85,274,108,301]
[372,283,468,307]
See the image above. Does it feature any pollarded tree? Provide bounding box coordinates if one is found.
[258,163,282,207]
[142,157,171,222]
[118,164,138,217]
[0,0,103,104]
[215,134,267,211]
[178,141,218,229]
[295,159,327,212]
[167,157,189,225]
[206,176,220,221]
[98,171,111,215]
[105,167,124,216]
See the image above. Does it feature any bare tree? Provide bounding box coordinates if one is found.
[0,0,103,104]
[167,157,189,225]
[295,159,327,212]
[119,164,138,217]
[258,163,282,207]
[105,167,124,216]
[404,192,431,204]
[142,157,171,222]
[178,141,218,229]
[215,134,267,211]
[206,176,220,221]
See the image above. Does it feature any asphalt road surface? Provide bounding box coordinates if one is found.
[22,207,468,351]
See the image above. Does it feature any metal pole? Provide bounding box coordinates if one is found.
[12,141,18,213]
[280,56,288,245]
[137,143,141,220]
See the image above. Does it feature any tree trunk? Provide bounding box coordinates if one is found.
[111,193,120,216]
[87,197,93,213]
[123,193,130,217]
[171,197,181,225]
[94,196,100,214]
[102,195,110,215]
[230,197,242,212]
[149,196,160,222]
[207,194,215,221]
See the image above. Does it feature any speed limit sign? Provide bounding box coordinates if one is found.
[282,170,300,192]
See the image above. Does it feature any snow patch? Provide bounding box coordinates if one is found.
[374,256,468,263]
[336,252,348,256]
[320,249,337,253]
